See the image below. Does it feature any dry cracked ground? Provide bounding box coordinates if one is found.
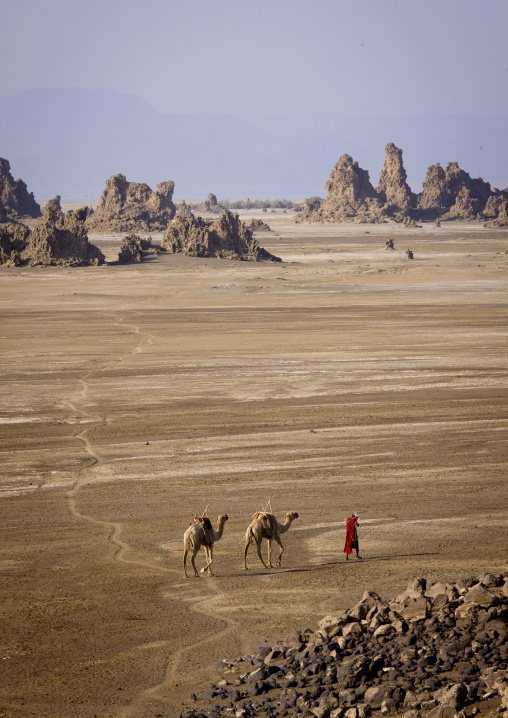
[0,219,507,718]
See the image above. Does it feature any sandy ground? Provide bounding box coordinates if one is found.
[0,220,507,718]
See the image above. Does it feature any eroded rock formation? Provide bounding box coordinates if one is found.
[45,195,62,213]
[417,163,448,215]
[194,193,225,215]
[296,154,385,224]
[25,204,105,266]
[377,143,416,217]
[161,210,281,262]
[0,204,104,266]
[0,158,41,220]
[483,192,508,227]
[0,199,7,223]
[177,200,194,219]
[0,221,31,266]
[418,162,492,220]
[179,572,508,718]
[299,196,322,216]
[117,233,157,262]
[296,144,507,225]
[248,219,271,231]
[86,174,176,233]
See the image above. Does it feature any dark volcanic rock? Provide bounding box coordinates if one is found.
[86,173,176,233]
[180,572,508,718]
[4,204,105,267]
[0,157,41,220]
[161,210,281,262]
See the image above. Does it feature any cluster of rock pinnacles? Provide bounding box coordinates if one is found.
[296,143,507,226]
[1,144,507,265]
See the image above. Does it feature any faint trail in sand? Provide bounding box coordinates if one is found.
[62,313,244,718]
[63,313,163,567]
[117,581,244,718]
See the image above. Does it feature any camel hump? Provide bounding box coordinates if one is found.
[189,516,214,543]
[267,514,278,533]
[192,516,212,530]
[202,516,212,531]
[253,512,277,534]
[191,517,213,545]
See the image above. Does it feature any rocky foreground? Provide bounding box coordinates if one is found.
[180,574,508,718]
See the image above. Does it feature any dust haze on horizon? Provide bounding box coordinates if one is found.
[1,0,508,120]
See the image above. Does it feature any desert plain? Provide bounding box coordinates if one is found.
[0,218,507,718]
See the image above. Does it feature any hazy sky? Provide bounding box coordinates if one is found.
[1,0,507,118]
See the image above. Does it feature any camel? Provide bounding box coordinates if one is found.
[243,511,299,570]
[183,514,229,578]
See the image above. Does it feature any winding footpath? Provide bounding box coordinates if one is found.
[61,313,244,717]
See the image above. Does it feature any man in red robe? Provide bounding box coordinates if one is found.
[344,512,362,560]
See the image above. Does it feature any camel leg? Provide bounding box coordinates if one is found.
[190,546,200,578]
[275,536,284,567]
[204,545,214,576]
[267,538,273,568]
[255,539,269,569]
[243,537,251,570]
[183,547,189,578]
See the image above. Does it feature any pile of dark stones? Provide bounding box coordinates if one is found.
[179,573,508,718]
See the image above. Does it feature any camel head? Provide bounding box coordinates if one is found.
[218,514,229,525]
[286,511,299,522]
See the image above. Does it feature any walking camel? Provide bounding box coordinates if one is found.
[243,511,299,570]
[183,514,229,578]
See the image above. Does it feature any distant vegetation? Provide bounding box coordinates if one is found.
[189,198,301,210]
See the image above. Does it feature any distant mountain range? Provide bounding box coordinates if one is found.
[1,88,507,202]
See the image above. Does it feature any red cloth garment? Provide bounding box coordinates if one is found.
[344,516,358,554]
